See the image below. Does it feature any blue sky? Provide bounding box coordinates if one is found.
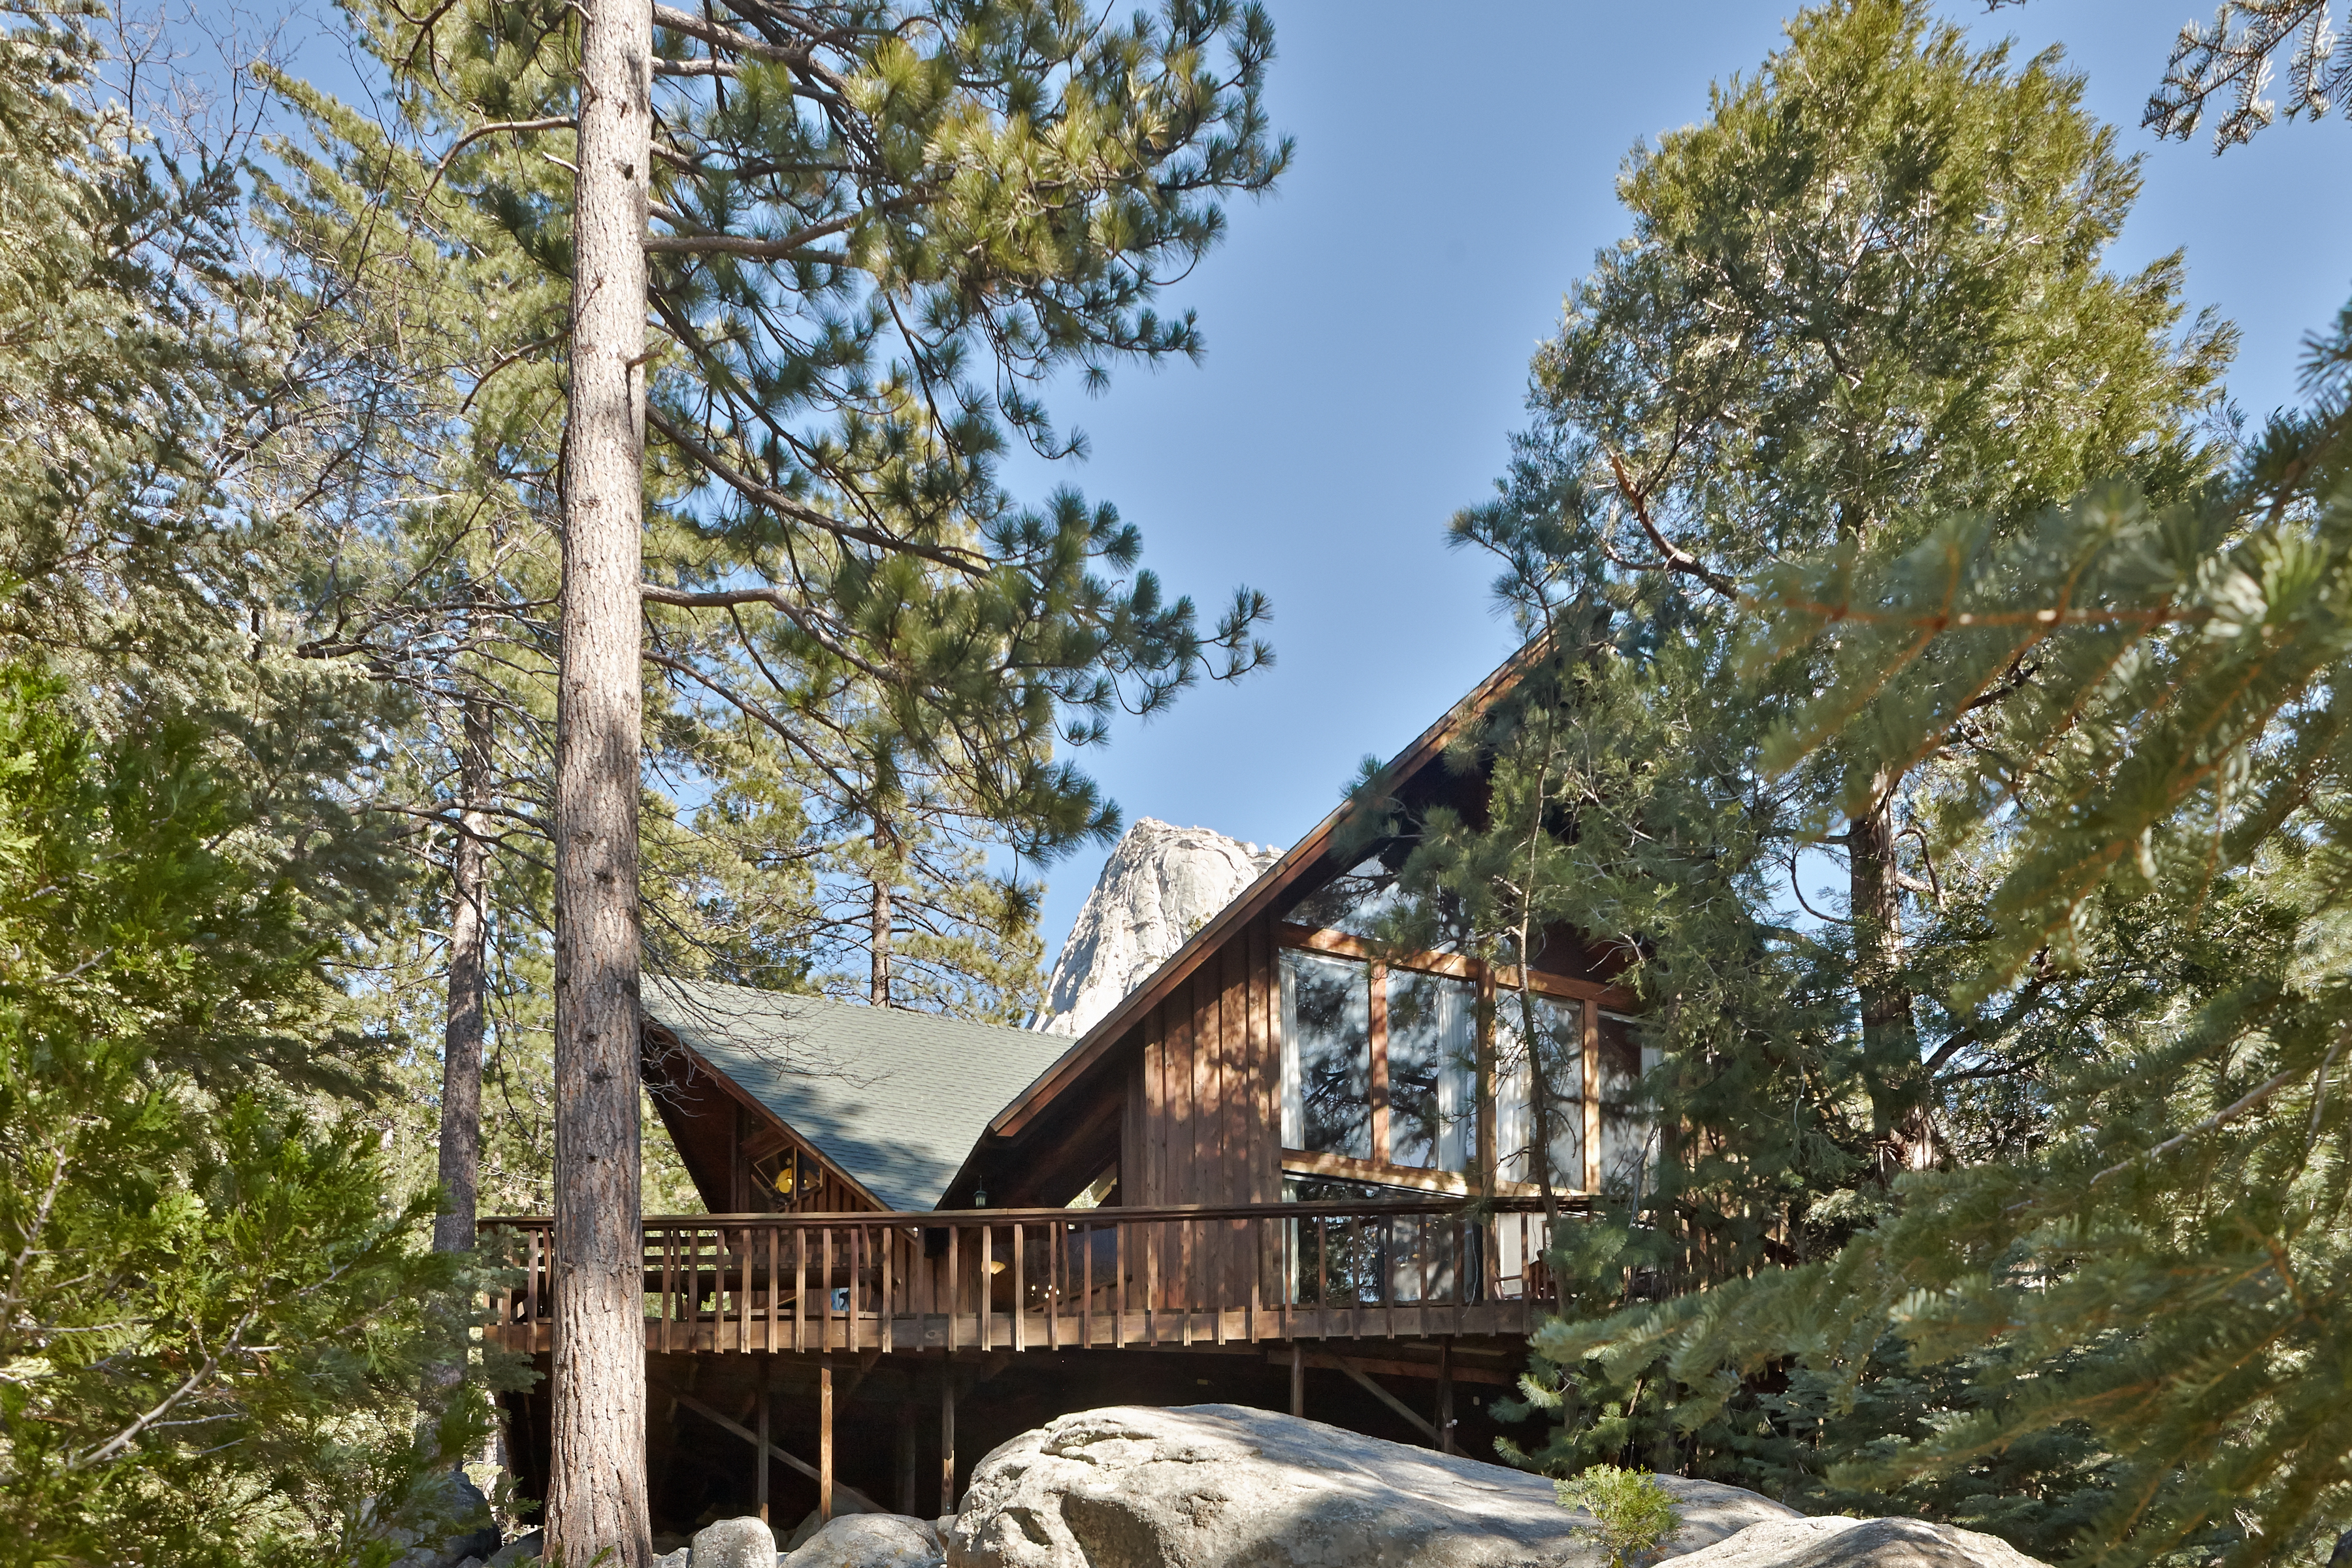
[995,0,2352,962]
[227,0,2352,969]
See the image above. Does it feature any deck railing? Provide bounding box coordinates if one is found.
[479,1198,1563,1355]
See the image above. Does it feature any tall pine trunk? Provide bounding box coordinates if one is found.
[869,820,894,1007]
[433,696,492,1259]
[547,0,653,1556]
[1848,773,1924,1165]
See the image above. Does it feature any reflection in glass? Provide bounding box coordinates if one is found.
[1286,855,1408,938]
[1279,949,1371,1158]
[1282,1177,1475,1305]
[1596,1010,1661,1197]
[1386,970,1477,1171]
[1493,990,1586,1190]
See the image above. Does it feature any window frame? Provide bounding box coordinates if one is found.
[1273,921,1632,1196]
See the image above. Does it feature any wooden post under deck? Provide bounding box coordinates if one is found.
[757,1355,771,1522]
[819,1364,834,1522]
[1290,1341,1304,1418]
[940,1355,957,1516]
[1437,1338,1454,1456]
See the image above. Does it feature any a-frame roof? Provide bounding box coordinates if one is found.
[645,978,1070,1213]
[979,630,1552,1143]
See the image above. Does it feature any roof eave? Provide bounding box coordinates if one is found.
[642,1020,897,1212]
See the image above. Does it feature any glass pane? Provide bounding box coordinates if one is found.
[1493,990,1585,1190]
[1279,949,1371,1158]
[1287,855,1407,938]
[1385,969,1478,1171]
[1596,1010,1658,1197]
[1282,1176,1477,1306]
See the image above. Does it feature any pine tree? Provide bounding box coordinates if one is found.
[1394,5,2352,1560]
[315,3,1291,1553]
[1539,293,2352,1568]
[0,670,469,1568]
[1990,0,2352,150]
[1508,0,2229,1164]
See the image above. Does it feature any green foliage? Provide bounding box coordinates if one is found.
[1631,300,2352,1567]
[1420,5,2352,1565]
[0,668,474,1567]
[1556,1465,1687,1568]
[340,0,1289,852]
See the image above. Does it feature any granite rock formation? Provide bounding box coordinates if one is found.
[941,1404,1799,1568]
[1035,821,1279,1039]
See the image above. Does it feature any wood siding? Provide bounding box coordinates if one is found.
[1127,911,1283,1212]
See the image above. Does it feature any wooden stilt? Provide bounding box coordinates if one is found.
[819,1363,834,1523]
[1437,1337,1455,1456]
[1290,1340,1304,1418]
[940,1354,958,1516]
[757,1355,771,1522]
[896,1402,918,1516]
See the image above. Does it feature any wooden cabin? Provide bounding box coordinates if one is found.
[485,637,1651,1535]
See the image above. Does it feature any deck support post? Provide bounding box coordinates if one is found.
[819,1363,834,1523]
[939,1353,957,1516]
[896,1401,918,1515]
[756,1354,771,1522]
[1437,1337,1454,1456]
[1289,1341,1303,1419]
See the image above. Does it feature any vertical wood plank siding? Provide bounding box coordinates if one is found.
[1128,917,1262,1211]
[1111,915,1292,1300]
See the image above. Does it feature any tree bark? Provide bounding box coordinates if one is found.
[547,0,653,1556]
[433,696,493,1260]
[1849,773,1926,1164]
[869,819,894,1007]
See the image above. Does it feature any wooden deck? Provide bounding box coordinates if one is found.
[481,1197,1560,1357]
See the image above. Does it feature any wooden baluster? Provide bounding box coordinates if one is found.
[947,1219,960,1353]
[1351,1215,1366,1340]
[1012,1220,1025,1353]
[1044,1222,1058,1351]
[1081,1222,1094,1348]
[1279,1209,1293,1341]
[738,1225,750,1353]
[1248,1209,1262,1344]
[766,1224,778,1354]
[1113,1222,1127,1348]
[1419,1213,1433,1326]
[979,1224,993,1353]
[856,1222,875,1363]
[821,1226,836,1352]
[1315,1215,1328,1331]
[525,1227,540,1335]
[881,1226,894,1355]
[1452,1213,1467,1318]
[794,1226,807,1354]
[1380,1212,1396,1339]
[1145,1220,1160,1347]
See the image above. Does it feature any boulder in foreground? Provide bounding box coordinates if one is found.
[690,1515,776,1568]
[943,1404,1797,1568]
[1668,1516,2047,1567]
[784,1513,945,1567]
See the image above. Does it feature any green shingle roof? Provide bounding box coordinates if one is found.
[645,978,1074,1213]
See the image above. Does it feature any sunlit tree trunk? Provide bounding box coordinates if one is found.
[547,0,653,1555]
[433,696,492,1260]
[869,819,894,1007]
[1849,774,1925,1167]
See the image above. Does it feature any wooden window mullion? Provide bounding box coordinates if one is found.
[1582,1000,1602,1195]
[1367,960,1389,1166]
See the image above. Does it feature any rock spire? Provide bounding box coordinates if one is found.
[1035,819,1280,1038]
